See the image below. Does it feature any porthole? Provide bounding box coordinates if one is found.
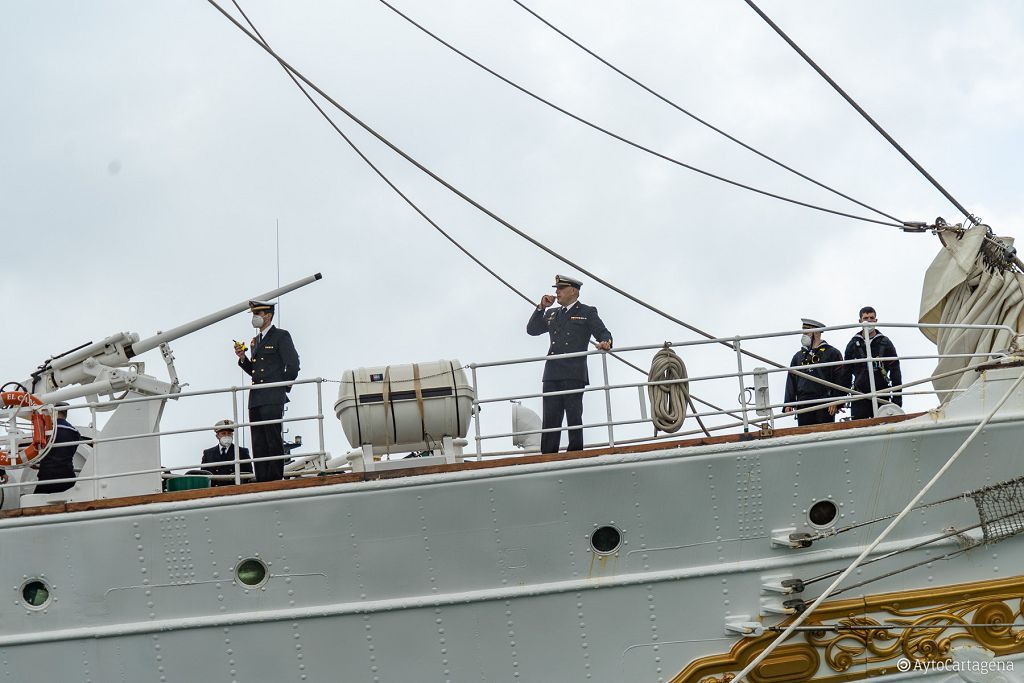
[235,558,269,588]
[590,526,622,555]
[808,499,839,528]
[21,579,51,609]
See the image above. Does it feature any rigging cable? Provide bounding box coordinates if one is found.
[796,516,995,591]
[770,623,1024,634]
[510,0,904,225]
[205,0,743,347]
[223,0,718,436]
[741,0,978,226]
[730,369,1024,683]
[372,0,904,230]
[800,488,977,542]
[811,478,1024,596]
[207,0,872,404]
[224,1,534,309]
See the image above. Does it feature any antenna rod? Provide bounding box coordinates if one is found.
[741,0,977,225]
[276,218,282,326]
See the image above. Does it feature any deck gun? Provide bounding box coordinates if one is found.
[2,273,322,506]
[25,273,322,406]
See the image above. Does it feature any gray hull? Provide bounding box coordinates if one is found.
[2,367,1023,682]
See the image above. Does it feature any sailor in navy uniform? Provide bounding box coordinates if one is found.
[235,300,300,482]
[843,306,902,420]
[201,419,253,486]
[783,318,846,427]
[527,275,613,454]
[34,402,80,494]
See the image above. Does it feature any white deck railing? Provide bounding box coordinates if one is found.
[467,321,1018,458]
[0,378,329,493]
[0,321,1017,497]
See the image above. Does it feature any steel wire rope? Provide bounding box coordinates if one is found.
[206,0,872,403]
[796,515,995,593]
[224,0,533,309]
[742,0,978,226]
[224,0,724,437]
[372,0,905,230]
[771,623,1024,634]
[803,488,979,543]
[510,0,904,225]
[821,503,1024,598]
[730,369,1024,683]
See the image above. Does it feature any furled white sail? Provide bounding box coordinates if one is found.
[920,226,1024,401]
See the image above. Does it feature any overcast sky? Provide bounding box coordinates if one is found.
[3,1,1022,469]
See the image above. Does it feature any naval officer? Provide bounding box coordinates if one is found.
[527,275,613,454]
[783,318,845,427]
[235,300,300,482]
[201,419,253,486]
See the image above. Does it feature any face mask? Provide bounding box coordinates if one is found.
[219,435,233,447]
[800,334,813,348]
[251,314,265,329]
[862,324,875,334]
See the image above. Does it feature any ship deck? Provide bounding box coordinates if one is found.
[0,412,921,521]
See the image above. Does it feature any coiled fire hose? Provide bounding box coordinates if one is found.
[648,347,688,433]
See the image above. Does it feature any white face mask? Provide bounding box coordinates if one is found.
[251,314,265,329]
[219,435,233,447]
[862,324,875,334]
[800,333,813,348]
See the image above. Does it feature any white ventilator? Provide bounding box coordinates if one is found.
[511,402,542,452]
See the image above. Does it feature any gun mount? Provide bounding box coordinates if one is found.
[25,273,322,405]
[2,273,322,508]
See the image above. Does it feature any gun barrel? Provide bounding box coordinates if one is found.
[126,272,323,358]
[49,333,138,372]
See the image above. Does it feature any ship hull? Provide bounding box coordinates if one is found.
[2,368,1023,682]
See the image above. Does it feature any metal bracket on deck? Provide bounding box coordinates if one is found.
[771,528,811,548]
[760,573,796,594]
[724,615,765,638]
[760,595,798,616]
[760,595,809,617]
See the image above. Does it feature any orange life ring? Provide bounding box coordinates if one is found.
[0,391,53,467]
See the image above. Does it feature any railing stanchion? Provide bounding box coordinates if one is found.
[602,351,614,447]
[471,364,482,461]
[231,386,241,485]
[864,327,880,418]
[90,402,99,498]
[316,378,326,465]
[734,337,750,433]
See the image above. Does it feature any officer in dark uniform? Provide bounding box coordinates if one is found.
[844,306,902,420]
[235,300,300,482]
[783,318,846,427]
[201,419,253,486]
[527,275,613,454]
[34,402,80,494]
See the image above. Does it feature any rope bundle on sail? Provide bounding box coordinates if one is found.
[648,347,688,433]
